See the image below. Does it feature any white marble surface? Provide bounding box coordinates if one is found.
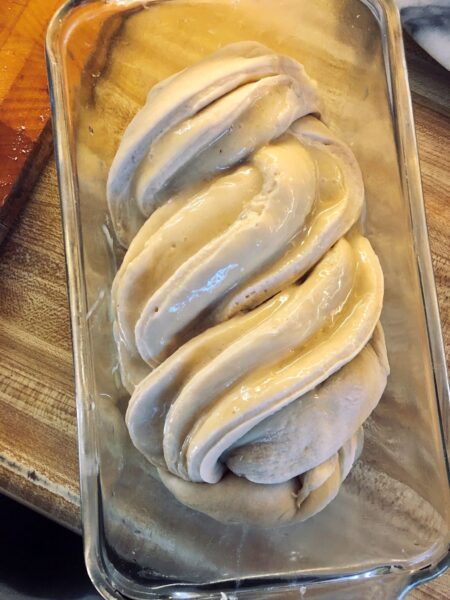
[397,0,450,69]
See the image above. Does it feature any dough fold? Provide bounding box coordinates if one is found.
[108,42,389,526]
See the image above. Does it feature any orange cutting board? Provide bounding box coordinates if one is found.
[0,0,62,243]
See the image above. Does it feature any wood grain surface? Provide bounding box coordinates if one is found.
[0,33,448,597]
[0,0,62,243]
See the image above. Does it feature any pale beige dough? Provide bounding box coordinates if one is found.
[108,42,389,526]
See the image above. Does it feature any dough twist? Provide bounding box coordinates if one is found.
[108,42,389,526]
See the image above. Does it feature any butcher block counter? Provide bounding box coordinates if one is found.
[0,34,448,598]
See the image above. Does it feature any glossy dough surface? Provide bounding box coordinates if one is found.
[108,42,389,526]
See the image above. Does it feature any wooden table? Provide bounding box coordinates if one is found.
[0,35,448,598]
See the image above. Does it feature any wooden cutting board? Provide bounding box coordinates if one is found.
[0,23,448,599]
[0,0,62,243]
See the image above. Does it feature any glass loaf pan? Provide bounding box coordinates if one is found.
[46,0,450,598]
